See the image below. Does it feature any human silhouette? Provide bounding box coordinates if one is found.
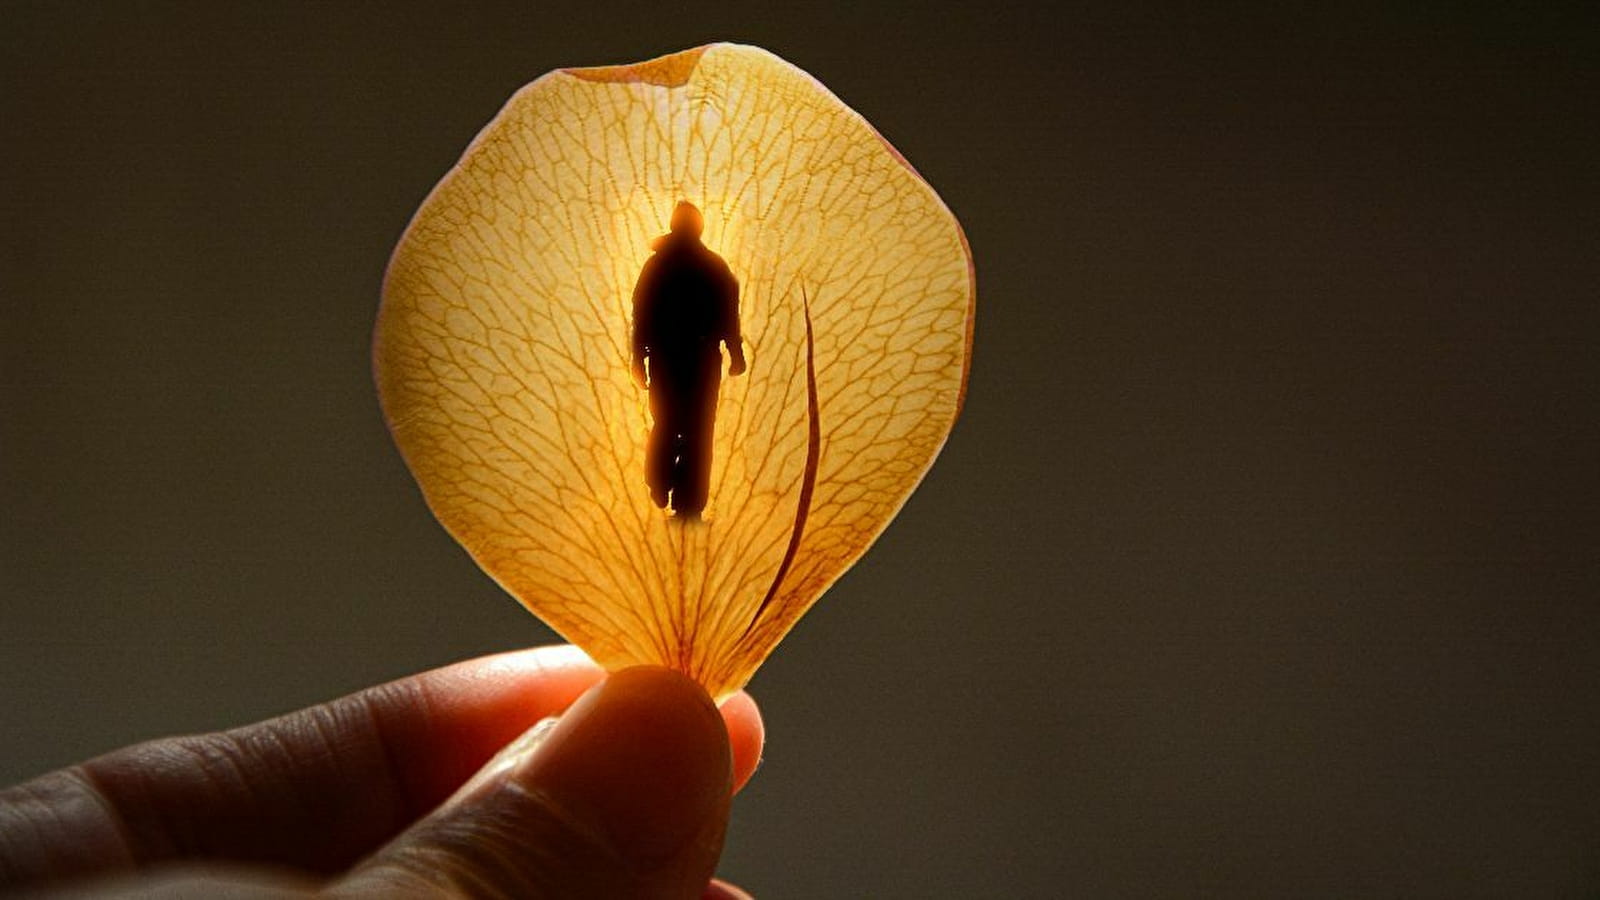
[631,201,745,518]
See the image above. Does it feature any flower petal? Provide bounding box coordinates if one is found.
[376,44,973,699]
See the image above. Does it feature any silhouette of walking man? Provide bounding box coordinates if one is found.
[631,201,746,518]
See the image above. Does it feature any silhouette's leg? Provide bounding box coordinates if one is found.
[675,436,704,518]
[676,357,721,517]
[667,432,694,517]
[647,430,669,508]
[645,378,671,508]
[659,370,695,515]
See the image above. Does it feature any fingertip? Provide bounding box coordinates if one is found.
[705,877,755,899]
[718,691,764,794]
[520,666,731,870]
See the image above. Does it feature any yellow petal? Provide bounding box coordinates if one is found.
[376,43,973,699]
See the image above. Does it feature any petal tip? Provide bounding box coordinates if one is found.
[562,45,710,88]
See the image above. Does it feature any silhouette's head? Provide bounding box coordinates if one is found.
[669,201,704,239]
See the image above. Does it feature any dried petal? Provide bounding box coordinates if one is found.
[376,44,973,699]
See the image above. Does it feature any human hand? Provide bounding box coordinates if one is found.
[0,645,764,898]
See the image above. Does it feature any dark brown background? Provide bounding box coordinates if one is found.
[4,3,1597,897]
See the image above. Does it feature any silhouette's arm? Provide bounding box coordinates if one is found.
[724,267,746,377]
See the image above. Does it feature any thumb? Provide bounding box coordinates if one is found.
[331,667,733,899]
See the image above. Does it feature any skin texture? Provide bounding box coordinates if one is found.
[0,646,764,898]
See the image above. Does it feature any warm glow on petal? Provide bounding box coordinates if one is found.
[375,43,974,699]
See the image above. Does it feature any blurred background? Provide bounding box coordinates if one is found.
[3,3,1597,897]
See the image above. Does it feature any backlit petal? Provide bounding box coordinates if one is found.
[376,44,973,699]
